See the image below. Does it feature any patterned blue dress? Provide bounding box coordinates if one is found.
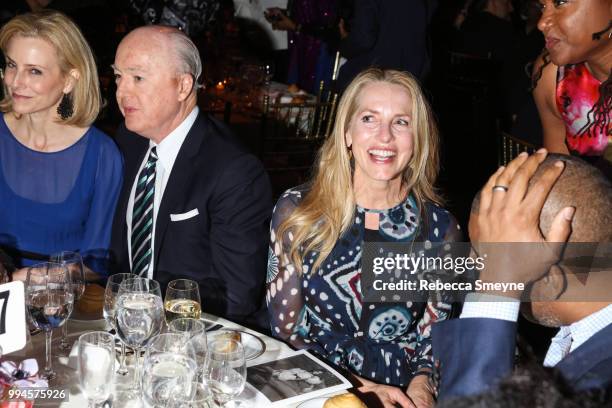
[267,185,462,387]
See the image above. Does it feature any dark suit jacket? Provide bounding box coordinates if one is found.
[110,112,273,330]
[337,0,437,90]
[432,317,612,400]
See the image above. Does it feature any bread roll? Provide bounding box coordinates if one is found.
[216,330,242,352]
[323,393,366,408]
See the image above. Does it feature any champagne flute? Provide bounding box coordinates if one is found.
[164,279,201,324]
[205,339,246,407]
[115,277,164,391]
[78,331,115,407]
[102,273,133,375]
[142,333,198,407]
[26,262,73,380]
[51,251,85,351]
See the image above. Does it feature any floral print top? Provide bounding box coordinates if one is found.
[556,63,611,157]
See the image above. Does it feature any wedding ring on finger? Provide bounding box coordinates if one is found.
[492,185,509,193]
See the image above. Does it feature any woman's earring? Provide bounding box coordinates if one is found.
[347,145,353,159]
[57,93,74,120]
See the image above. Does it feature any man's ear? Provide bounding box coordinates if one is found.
[177,73,195,101]
[529,265,568,302]
[63,69,80,94]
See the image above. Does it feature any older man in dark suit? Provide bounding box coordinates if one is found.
[109,26,272,329]
[433,152,612,400]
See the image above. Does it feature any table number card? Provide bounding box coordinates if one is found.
[0,281,26,354]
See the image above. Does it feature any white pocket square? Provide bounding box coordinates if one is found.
[170,208,199,222]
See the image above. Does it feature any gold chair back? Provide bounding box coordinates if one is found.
[499,132,538,166]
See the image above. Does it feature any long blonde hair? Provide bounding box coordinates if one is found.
[0,10,101,126]
[277,68,442,274]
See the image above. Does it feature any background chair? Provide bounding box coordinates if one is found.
[260,81,339,198]
[498,131,538,166]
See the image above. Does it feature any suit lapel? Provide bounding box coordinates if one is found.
[556,323,612,386]
[153,113,207,271]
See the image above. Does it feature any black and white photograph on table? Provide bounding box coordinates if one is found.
[246,351,351,404]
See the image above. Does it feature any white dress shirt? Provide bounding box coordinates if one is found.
[126,107,199,279]
[543,304,612,367]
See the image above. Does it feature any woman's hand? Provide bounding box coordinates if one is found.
[406,375,435,408]
[354,376,416,408]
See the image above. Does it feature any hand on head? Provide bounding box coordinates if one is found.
[469,150,574,292]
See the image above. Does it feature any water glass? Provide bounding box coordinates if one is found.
[78,331,115,407]
[168,318,207,379]
[142,333,198,407]
[164,279,201,323]
[25,262,73,380]
[51,251,85,351]
[169,381,214,408]
[115,277,164,390]
[205,339,246,407]
[103,273,133,375]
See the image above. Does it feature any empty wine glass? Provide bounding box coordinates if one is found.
[169,381,214,408]
[115,277,164,391]
[205,339,246,407]
[51,251,85,351]
[78,331,115,407]
[102,273,133,375]
[26,262,73,380]
[142,333,197,407]
[164,279,201,324]
[168,318,207,380]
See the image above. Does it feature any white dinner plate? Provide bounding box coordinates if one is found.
[297,397,328,408]
[207,330,266,360]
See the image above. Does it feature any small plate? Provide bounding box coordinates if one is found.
[207,330,266,361]
[297,397,328,408]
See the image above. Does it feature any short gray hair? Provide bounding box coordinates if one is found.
[167,30,203,89]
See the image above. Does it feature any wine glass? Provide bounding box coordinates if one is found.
[50,251,85,351]
[164,279,201,324]
[169,381,214,408]
[168,318,207,380]
[25,262,73,380]
[205,339,246,407]
[115,277,164,391]
[102,273,133,375]
[78,331,115,407]
[142,333,197,407]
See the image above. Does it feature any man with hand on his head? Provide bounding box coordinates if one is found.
[433,151,612,399]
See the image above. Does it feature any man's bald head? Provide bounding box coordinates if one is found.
[532,154,612,243]
[120,26,202,90]
[471,154,612,243]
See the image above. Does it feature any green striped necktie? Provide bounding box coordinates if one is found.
[131,146,158,276]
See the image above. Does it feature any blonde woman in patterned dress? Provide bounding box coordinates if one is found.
[266,68,462,408]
